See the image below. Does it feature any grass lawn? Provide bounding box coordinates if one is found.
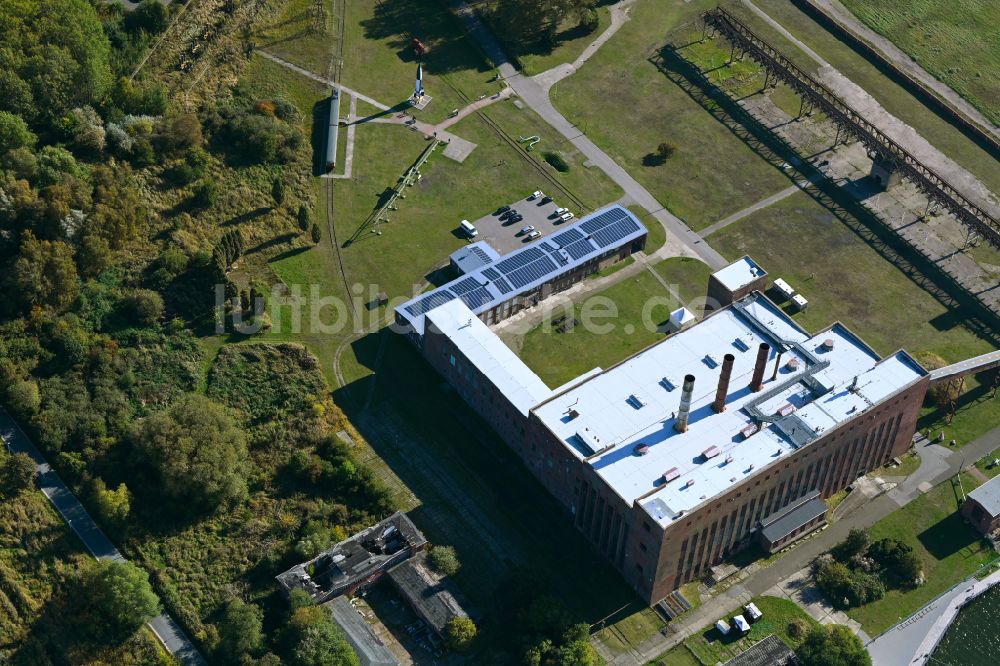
[918,376,1000,447]
[628,205,668,255]
[517,257,713,386]
[680,596,818,665]
[710,190,997,364]
[516,6,614,75]
[839,0,1000,126]
[730,0,1000,194]
[974,443,1000,480]
[846,473,997,634]
[886,450,922,477]
[550,0,794,231]
[598,606,667,655]
[648,647,703,666]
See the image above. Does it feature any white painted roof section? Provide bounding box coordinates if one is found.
[532,295,926,526]
[425,299,551,415]
[712,256,766,292]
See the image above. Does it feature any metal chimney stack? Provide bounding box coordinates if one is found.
[713,354,735,413]
[750,343,770,392]
[675,374,696,433]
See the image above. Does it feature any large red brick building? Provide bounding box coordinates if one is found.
[401,249,929,605]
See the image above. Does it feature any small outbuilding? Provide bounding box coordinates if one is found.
[668,307,697,332]
[707,256,768,310]
[755,490,827,553]
[962,474,1000,535]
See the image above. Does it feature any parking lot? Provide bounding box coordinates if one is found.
[466,192,578,255]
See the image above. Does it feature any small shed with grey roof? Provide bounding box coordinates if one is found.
[326,597,399,666]
[755,490,827,553]
[962,474,1000,535]
[386,553,469,637]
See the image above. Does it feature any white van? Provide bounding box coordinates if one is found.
[559,211,574,222]
[459,220,478,237]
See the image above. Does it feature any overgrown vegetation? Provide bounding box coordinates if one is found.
[812,528,923,609]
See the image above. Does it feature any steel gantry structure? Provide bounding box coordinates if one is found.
[703,6,1000,249]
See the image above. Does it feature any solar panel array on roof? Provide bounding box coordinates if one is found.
[469,246,492,263]
[450,276,483,296]
[593,216,640,248]
[460,287,493,310]
[405,291,456,317]
[396,205,647,334]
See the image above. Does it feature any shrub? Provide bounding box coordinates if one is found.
[127,289,164,325]
[642,142,677,167]
[444,616,477,652]
[0,450,36,496]
[428,545,461,576]
[79,560,160,642]
[192,180,217,209]
[543,151,570,172]
[297,204,311,231]
[796,624,871,666]
[832,528,870,562]
[311,223,321,244]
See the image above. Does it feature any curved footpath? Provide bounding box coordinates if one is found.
[0,409,207,666]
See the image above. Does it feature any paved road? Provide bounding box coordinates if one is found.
[448,1,727,270]
[612,425,1000,665]
[804,0,1000,143]
[0,410,207,666]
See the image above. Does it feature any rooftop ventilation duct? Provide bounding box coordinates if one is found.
[674,374,696,433]
[713,353,735,413]
[751,343,770,392]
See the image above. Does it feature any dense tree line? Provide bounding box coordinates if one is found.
[487,0,602,54]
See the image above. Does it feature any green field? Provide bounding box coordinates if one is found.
[550,0,795,231]
[711,190,996,363]
[516,257,713,386]
[846,474,997,634]
[840,0,1000,126]
[516,5,614,76]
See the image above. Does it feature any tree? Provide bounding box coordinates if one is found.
[297,204,311,231]
[271,177,286,207]
[869,538,922,587]
[193,180,217,209]
[127,289,165,326]
[286,606,359,666]
[311,223,322,244]
[0,111,36,153]
[0,450,36,496]
[444,616,476,651]
[11,232,79,311]
[132,394,248,514]
[796,624,871,666]
[428,545,461,576]
[80,560,160,641]
[91,478,131,528]
[643,142,677,167]
[125,0,169,34]
[832,528,870,562]
[217,598,265,663]
[6,379,41,417]
[161,113,203,153]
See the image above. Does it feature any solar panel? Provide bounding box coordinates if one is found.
[552,228,584,247]
[493,277,512,294]
[450,276,482,296]
[564,238,595,261]
[482,267,501,281]
[470,246,493,263]
[459,287,493,310]
[496,246,545,273]
[592,218,640,248]
[580,208,626,234]
[404,290,456,317]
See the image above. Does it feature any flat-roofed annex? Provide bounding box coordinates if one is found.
[531,294,926,527]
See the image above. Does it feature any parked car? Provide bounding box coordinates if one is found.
[559,211,574,221]
[529,190,543,200]
[540,195,553,204]
[496,204,511,215]
[519,225,535,235]
[527,230,542,240]
[500,209,514,220]
[510,214,524,223]
[555,207,568,215]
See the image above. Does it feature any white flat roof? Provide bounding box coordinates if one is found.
[425,299,552,415]
[532,294,926,526]
[712,256,766,292]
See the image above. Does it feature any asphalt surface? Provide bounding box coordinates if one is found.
[0,409,207,666]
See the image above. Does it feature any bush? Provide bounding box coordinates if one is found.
[444,616,477,652]
[6,379,41,417]
[79,560,160,642]
[642,142,677,167]
[297,204,311,231]
[192,180,217,209]
[832,528,870,562]
[428,545,461,576]
[311,223,322,244]
[543,151,570,172]
[127,289,164,326]
[0,450,36,496]
[796,624,871,666]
